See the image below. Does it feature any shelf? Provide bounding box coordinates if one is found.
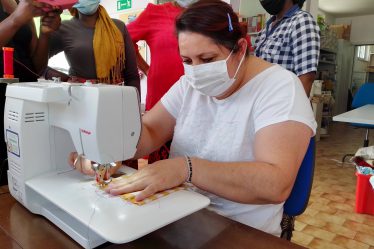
[319,60,336,65]
[320,48,337,54]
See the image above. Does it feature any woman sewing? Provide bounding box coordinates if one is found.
[70,0,316,236]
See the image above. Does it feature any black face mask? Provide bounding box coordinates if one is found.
[260,0,286,15]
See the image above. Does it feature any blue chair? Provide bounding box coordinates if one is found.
[281,137,315,241]
[342,83,374,162]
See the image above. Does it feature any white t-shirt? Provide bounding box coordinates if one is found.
[161,65,316,236]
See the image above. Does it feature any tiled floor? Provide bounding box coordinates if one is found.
[292,123,374,249]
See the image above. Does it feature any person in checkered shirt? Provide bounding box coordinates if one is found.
[254,0,320,96]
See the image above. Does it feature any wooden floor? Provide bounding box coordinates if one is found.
[292,123,374,249]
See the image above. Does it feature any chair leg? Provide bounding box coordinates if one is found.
[364,129,369,147]
[280,214,295,241]
[342,154,354,163]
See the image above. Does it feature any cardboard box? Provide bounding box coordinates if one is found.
[329,24,351,40]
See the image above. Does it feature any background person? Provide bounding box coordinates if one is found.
[41,0,140,90]
[127,0,198,164]
[254,0,320,96]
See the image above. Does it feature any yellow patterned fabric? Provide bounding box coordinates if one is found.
[93,6,125,84]
[98,175,188,206]
[120,186,186,206]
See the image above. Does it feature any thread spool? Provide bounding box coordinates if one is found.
[3,47,14,79]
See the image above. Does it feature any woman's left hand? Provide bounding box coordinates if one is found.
[40,9,62,34]
[105,157,188,201]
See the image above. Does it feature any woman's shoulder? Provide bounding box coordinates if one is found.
[144,2,177,12]
[248,58,296,85]
[112,18,125,29]
[261,65,298,88]
[246,61,299,97]
[112,18,125,26]
[60,18,79,29]
[292,9,317,25]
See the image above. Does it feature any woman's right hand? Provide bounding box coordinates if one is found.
[40,10,62,34]
[11,0,50,26]
[68,152,95,176]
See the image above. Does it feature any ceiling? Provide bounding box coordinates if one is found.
[319,0,374,17]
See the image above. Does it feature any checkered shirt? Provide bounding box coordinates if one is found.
[254,6,320,76]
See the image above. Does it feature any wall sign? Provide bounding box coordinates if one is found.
[117,0,132,11]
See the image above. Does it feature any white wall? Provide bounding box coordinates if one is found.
[336,15,374,45]
[239,1,265,17]
[305,0,319,19]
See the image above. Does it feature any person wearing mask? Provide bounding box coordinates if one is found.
[0,0,60,185]
[254,0,320,96]
[41,0,141,169]
[69,0,316,236]
[127,0,198,164]
[41,0,140,90]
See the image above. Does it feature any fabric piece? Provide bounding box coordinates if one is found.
[120,185,186,206]
[254,6,320,76]
[98,175,188,206]
[93,6,125,83]
[127,3,184,110]
[161,64,316,236]
[355,146,374,160]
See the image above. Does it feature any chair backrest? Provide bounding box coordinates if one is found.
[284,137,315,216]
[352,83,374,109]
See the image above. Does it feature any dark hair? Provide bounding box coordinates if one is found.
[175,0,245,54]
[292,0,305,8]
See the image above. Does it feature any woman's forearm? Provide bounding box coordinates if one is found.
[136,51,149,76]
[32,32,50,74]
[191,158,295,204]
[133,122,171,159]
[0,13,24,48]
[133,103,176,159]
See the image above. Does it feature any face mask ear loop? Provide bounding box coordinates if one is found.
[232,44,248,79]
[225,49,234,63]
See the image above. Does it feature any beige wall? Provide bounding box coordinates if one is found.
[336,15,374,45]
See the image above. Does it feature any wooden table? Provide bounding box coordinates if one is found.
[0,186,305,249]
[333,104,374,125]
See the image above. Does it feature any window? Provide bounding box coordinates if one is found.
[357,46,369,61]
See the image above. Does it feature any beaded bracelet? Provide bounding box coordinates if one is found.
[185,156,193,183]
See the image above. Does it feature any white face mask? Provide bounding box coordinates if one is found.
[183,45,247,97]
[175,0,198,8]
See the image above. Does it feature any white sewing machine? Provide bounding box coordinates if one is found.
[4,82,210,248]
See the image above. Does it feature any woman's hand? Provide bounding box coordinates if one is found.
[105,157,188,201]
[11,0,50,26]
[40,9,62,34]
[68,152,95,176]
[68,152,123,178]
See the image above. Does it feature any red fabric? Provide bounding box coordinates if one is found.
[127,3,184,111]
